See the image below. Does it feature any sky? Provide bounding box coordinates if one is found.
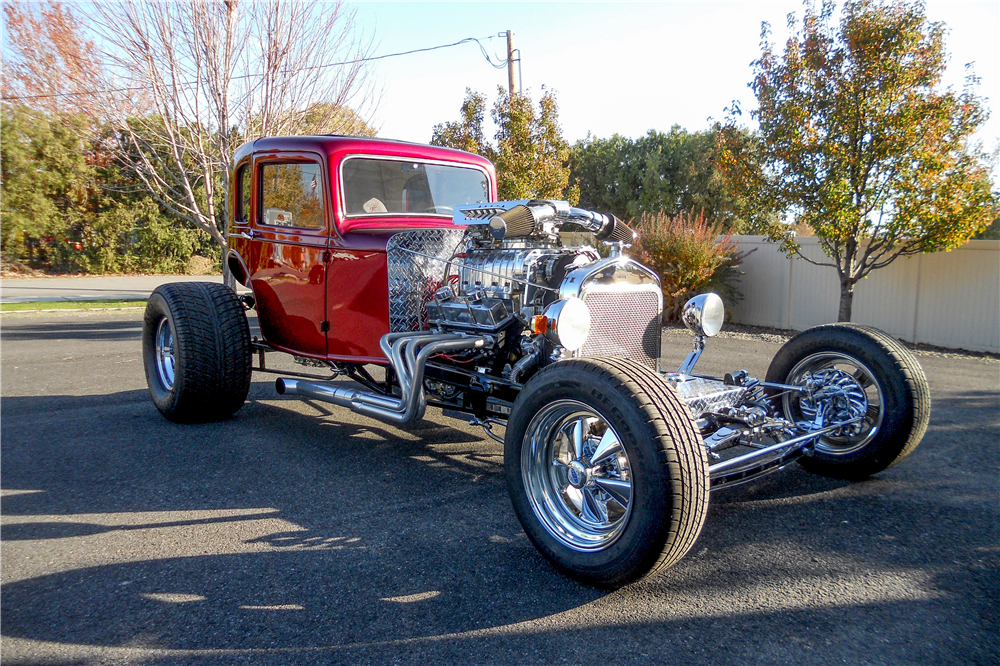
[352,1,1000,151]
[1,1,995,153]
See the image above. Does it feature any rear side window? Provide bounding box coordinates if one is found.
[259,162,325,229]
[235,163,251,222]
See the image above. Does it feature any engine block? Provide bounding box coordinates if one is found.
[386,226,662,372]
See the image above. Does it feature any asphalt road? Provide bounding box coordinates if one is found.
[0,275,230,304]
[0,275,256,304]
[1,310,997,666]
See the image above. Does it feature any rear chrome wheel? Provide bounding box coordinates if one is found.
[154,317,176,391]
[766,324,930,480]
[782,351,885,456]
[522,400,633,552]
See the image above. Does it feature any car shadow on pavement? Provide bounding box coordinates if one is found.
[2,381,997,665]
[1,541,602,652]
[1,387,602,654]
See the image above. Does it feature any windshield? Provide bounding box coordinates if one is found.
[341,157,490,217]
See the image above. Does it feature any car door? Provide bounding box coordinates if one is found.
[243,152,330,357]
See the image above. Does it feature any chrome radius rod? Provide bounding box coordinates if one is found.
[708,417,864,477]
[277,331,485,426]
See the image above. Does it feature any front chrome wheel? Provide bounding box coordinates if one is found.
[521,399,633,552]
[505,358,710,587]
[154,317,176,391]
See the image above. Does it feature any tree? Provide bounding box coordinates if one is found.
[1,1,103,117]
[297,102,377,137]
[0,106,91,266]
[430,89,488,156]
[81,0,377,254]
[570,127,765,229]
[721,0,998,322]
[432,87,578,203]
[0,105,217,274]
[974,216,1000,240]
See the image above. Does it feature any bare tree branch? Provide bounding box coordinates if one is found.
[82,0,378,252]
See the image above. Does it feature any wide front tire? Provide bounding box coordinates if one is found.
[765,323,930,480]
[505,357,710,588]
[142,282,252,423]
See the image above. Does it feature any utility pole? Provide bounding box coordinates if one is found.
[505,30,516,97]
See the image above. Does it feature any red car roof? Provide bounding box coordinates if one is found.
[233,135,495,173]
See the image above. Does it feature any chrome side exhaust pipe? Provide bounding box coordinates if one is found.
[276,332,485,426]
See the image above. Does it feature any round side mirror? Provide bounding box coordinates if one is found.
[681,293,724,337]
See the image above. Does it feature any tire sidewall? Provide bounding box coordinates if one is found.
[505,361,674,584]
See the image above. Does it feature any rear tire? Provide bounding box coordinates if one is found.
[142,282,252,423]
[505,357,709,588]
[765,323,930,480]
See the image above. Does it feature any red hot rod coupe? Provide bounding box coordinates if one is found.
[142,136,930,588]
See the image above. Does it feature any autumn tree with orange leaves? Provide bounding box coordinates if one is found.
[1,1,376,275]
[2,1,103,117]
[721,0,998,322]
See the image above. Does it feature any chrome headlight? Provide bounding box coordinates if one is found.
[541,297,591,351]
[682,293,724,337]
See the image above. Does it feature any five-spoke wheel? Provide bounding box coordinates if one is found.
[505,357,709,588]
[522,400,633,552]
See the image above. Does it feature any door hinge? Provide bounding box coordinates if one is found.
[320,321,330,332]
[322,250,331,262]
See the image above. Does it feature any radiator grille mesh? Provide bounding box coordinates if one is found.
[579,290,661,369]
[386,229,466,332]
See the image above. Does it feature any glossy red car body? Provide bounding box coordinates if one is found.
[226,136,497,362]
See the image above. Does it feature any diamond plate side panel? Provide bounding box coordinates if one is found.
[386,229,467,332]
[668,376,747,418]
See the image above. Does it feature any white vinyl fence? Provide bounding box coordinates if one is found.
[727,236,1000,353]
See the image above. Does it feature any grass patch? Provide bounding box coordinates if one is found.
[1,299,148,312]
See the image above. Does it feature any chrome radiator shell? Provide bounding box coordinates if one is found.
[560,258,663,369]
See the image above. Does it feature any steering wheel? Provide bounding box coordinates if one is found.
[425,206,453,214]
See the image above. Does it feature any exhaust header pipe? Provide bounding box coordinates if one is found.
[276,333,484,426]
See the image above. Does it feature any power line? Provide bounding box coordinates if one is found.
[1,34,508,103]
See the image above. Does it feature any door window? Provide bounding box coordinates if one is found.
[260,162,325,229]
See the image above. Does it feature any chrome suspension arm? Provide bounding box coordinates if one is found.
[708,416,863,479]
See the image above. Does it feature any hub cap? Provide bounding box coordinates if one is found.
[783,352,885,455]
[154,317,176,391]
[521,400,633,552]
